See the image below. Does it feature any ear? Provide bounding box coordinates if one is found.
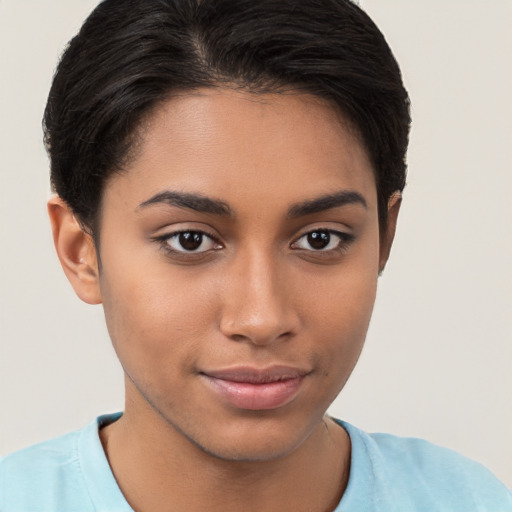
[48,196,102,305]
[378,192,402,274]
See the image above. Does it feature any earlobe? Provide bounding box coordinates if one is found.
[378,192,402,274]
[47,196,102,305]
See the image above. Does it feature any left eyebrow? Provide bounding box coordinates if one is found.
[287,190,367,218]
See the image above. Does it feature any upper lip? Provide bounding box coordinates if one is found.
[201,365,310,384]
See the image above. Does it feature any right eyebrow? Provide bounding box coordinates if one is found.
[137,190,233,216]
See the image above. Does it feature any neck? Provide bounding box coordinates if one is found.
[100,395,350,512]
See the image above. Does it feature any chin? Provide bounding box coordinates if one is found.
[169,409,322,464]
[189,431,303,463]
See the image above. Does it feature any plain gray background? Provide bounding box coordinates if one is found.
[1,0,511,486]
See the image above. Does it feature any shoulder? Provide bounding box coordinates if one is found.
[0,428,95,511]
[336,420,512,511]
[1,428,81,474]
[1,413,126,511]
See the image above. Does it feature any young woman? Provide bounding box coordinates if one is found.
[1,0,510,510]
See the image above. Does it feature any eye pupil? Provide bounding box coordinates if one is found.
[179,232,203,251]
[307,230,330,250]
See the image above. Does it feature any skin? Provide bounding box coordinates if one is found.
[49,89,400,512]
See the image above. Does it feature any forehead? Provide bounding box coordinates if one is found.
[104,88,377,216]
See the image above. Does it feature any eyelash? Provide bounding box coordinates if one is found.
[153,228,355,258]
[154,230,222,256]
[291,229,355,254]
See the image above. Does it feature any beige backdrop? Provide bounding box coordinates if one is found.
[1,0,511,486]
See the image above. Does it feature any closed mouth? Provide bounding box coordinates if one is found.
[199,365,310,410]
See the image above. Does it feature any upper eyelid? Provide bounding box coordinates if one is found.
[155,226,221,241]
[165,229,214,238]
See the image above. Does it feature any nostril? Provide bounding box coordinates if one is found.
[230,333,249,343]
[226,329,295,345]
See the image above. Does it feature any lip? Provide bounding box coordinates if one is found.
[200,366,309,411]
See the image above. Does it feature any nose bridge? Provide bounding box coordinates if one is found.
[220,244,298,345]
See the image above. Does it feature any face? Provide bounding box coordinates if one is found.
[95,89,386,461]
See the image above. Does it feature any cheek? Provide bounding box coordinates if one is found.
[301,232,379,325]
[98,255,218,384]
[300,248,379,382]
[314,276,376,362]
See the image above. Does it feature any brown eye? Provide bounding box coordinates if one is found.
[164,231,218,253]
[179,232,203,251]
[292,229,353,252]
[307,230,331,250]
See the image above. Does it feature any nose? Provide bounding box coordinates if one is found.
[219,250,300,346]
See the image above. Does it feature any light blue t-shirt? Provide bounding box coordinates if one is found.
[1,413,511,511]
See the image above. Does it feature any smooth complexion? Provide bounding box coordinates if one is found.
[49,89,399,512]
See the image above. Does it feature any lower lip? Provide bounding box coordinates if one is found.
[202,375,304,410]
